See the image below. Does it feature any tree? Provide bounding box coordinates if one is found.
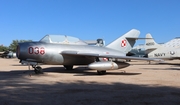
[9,40,32,52]
[0,45,8,52]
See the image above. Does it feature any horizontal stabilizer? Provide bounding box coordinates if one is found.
[131,37,153,40]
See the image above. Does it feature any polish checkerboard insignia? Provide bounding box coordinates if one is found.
[121,39,127,47]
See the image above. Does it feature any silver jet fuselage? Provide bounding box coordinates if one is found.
[16,30,161,74]
[17,42,126,65]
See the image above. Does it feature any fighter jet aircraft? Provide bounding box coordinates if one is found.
[16,29,161,74]
[145,33,180,60]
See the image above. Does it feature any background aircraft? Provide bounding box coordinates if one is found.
[127,47,146,57]
[0,51,16,58]
[145,34,180,60]
[16,29,160,74]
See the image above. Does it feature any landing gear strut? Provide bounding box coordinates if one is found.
[97,70,106,75]
[32,65,43,74]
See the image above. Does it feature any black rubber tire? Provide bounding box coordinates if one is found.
[97,70,106,75]
[64,65,73,70]
[34,66,43,74]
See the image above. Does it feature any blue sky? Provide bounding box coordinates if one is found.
[0,0,180,46]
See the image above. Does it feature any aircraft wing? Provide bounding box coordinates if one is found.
[61,51,162,62]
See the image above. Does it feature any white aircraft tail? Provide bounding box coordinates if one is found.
[106,29,140,53]
[145,33,162,54]
[145,33,162,50]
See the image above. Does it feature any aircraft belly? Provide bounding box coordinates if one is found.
[43,54,94,65]
[62,55,94,65]
[43,54,64,65]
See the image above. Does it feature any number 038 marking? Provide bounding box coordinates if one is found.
[28,47,45,55]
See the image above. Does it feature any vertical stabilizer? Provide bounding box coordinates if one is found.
[145,33,161,50]
[106,29,140,53]
[145,33,162,54]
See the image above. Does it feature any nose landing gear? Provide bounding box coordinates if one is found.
[32,65,43,74]
[34,66,43,74]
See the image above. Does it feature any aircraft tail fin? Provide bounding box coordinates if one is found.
[145,33,161,50]
[106,29,140,53]
[145,33,162,54]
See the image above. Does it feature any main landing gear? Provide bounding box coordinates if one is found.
[63,65,73,70]
[97,70,106,75]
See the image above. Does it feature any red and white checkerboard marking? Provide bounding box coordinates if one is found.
[121,39,127,47]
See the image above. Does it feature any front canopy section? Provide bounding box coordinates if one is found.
[39,35,88,45]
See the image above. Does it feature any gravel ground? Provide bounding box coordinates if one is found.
[0,58,180,105]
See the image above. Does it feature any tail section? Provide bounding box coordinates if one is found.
[145,33,162,54]
[145,33,161,50]
[106,29,140,53]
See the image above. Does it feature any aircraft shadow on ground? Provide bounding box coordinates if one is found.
[0,78,180,105]
[141,63,180,70]
[12,64,30,66]
[130,62,180,66]
[42,67,142,76]
[130,63,160,65]
[1,66,142,77]
[158,63,180,67]
[140,67,180,71]
[0,65,180,104]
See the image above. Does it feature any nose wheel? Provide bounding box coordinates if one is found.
[32,65,43,74]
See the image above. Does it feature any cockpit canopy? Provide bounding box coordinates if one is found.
[39,35,88,45]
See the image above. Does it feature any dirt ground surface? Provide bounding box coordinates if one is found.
[0,58,180,105]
